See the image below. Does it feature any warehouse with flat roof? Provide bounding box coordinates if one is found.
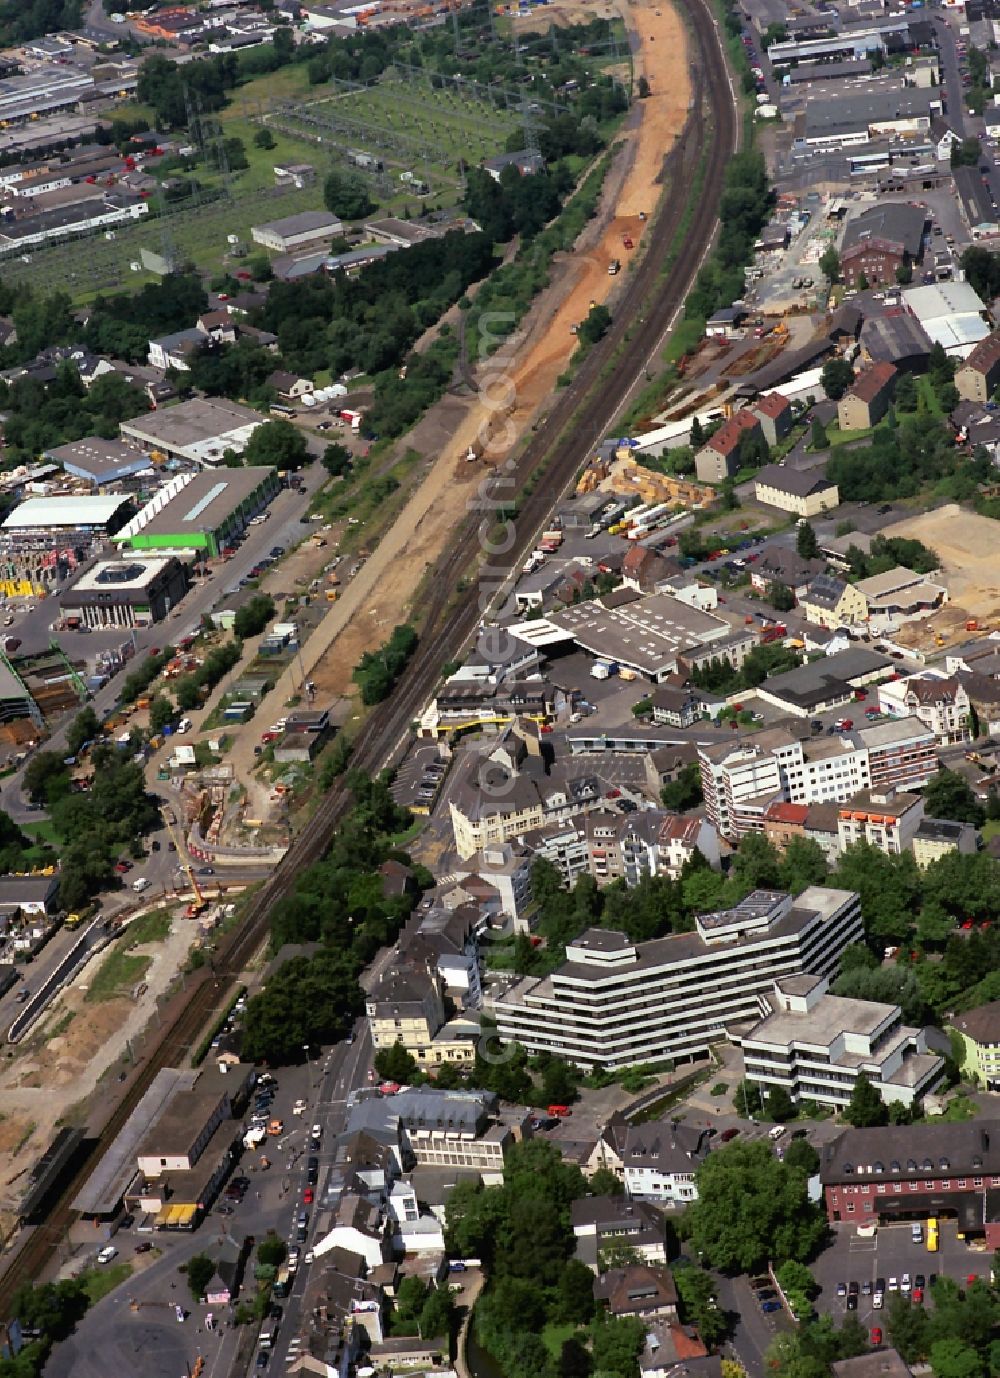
[119,398,267,465]
[112,468,280,558]
[44,437,152,487]
[1,494,132,539]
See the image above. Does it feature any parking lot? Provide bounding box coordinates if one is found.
[811,1217,995,1332]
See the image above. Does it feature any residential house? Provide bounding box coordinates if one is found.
[588,1115,709,1205]
[147,328,204,372]
[836,788,925,856]
[741,972,944,1110]
[754,464,840,518]
[621,545,680,593]
[837,362,897,431]
[751,393,795,446]
[879,673,971,745]
[955,333,1000,404]
[267,369,314,400]
[912,817,980,868]
[750,548,825,599]
[571,1196,668,1272]
[482,150,544,181]
[594,1264,680,1321]
[196,310,237,345]
[649,684,701,728]
[799,573,869,628]
[312,1193,391,1270]
[694,410,762,483]
[951,1002,1000,1089]
[930,114,960,161]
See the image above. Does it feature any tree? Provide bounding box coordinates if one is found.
[254,127,276,149]
[784,1137,820,1176]
[776,1260,818,1318]
[257,1233,286,1268]
[419,1286,455,1341]
[233,594,275,640]
[148,695,175,734]
[579,303,611,347]
[844,1072,888,1128]
[588,1167,625,1197]
[922,768,985,827]
[819,246,840,284]
[323,169,375,220]
[374,1042,420,1082]
[691,415,705,448]
[810,416,827,450]
[185,1253,216,1301]
[929,1339,981,1378]
[895,372,918,413]
[322,442,353,477]
[66,706,101,757]
[24,751,71,806]
[243,418,309,470]
[796,521,819,559]
[682,1141,827,1272]
[821,357,854,401]
[561,1337,593,1378]
[673,1262,728,1346]
[660,763,703,811]
[770,581,795,612]
[766,1085,796,1124]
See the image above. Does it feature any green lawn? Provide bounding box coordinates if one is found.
[827,422,873,447]
[80,1261,134,1305]
[22,819,60,844]
[85,950,152,1003]
[541,1324,577,1359]
[982,819,1000,841]
[917,375,944,417]
[123,908,172,948]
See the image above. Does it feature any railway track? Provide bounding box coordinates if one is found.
[0,0,736,1314]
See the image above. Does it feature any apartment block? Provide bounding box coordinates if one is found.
[491,886,863,1069]
[741,973,944,1110]
[521,808,721,888]
[836,789,925,856]
[699,720,937,838]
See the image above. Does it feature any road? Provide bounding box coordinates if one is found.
[933,15,968,141]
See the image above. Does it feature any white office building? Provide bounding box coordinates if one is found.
[740,973,945,1109]
[491,887,863,1070]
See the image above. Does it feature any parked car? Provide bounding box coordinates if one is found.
[97,1246,118,1264]
[871,1328,883,1346]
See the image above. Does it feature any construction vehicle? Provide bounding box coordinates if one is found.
[161,812,207,917]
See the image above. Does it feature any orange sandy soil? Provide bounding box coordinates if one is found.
[303,0,693,701]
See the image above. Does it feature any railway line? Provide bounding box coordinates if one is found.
[0,0,736,1314]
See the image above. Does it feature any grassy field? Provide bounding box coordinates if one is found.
[123,907,172,948]
[80,1262,133,1305]
[85,949,152,1003]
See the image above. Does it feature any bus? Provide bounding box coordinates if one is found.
[927,1218,939,1252]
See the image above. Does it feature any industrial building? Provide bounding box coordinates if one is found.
[251,209,343,252]
[492,886,864,1069]
[518,592,734,683]
[119,398,267,465]
[0,494,133,589]
[44,437,152,487]
[60,556,189,628]
[113,468,280,558]
[900,280,991,356]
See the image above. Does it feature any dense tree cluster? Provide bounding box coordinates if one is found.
[233,595,276,641]
[827,413,991,505]
[689,641,802,696]
[84,273,208,364]
[0,0,80,44]
[3,1277,88,1378]
[0,364,146,464]
[242,773,419,1062]
[353,624,418,706]
[446,1141,652,1378]
[23,744,160,909]
[685,150,772,324]
[842,535,939,580]
[679,1140,827,1272]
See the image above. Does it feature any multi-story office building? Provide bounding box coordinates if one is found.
[491,886,863,1070]
[836,789,925,856]
[699,720,937,838]
[741,973,944,1110]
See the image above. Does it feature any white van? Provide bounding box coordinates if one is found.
[768,1125,786,1142]
[132,877,150,892]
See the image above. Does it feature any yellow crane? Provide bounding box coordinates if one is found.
[161,809,206,918]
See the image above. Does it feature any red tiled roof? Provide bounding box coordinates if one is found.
[754,392,792,419]
[962,331,1000,377]
[707,409,760,456]
[846,361,897,404]
[764,801,809,825]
